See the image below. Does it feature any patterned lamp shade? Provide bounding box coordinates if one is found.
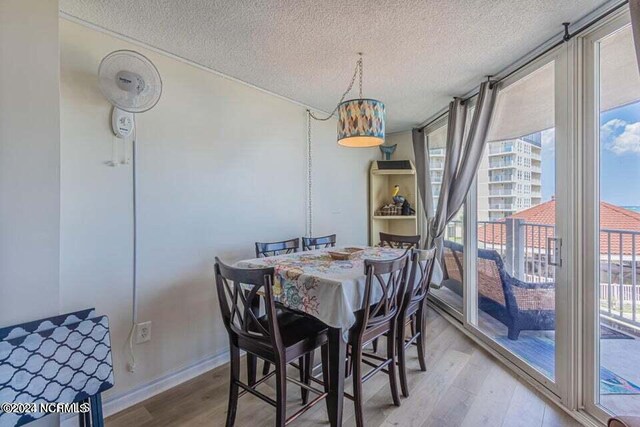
[337,99,385,147]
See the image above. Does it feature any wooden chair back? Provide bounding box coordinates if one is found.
[359,254,410,335]
[406,247,437,305]
[302,234,337,251]
[379,232,421,249]
[255,238,300,258]
[214,257,283,351]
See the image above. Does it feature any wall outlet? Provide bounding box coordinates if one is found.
[135,321,152,344]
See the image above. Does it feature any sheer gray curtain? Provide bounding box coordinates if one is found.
[631,0,640,73]
[413,81,498,259]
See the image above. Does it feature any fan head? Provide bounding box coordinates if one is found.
[99,50,162,113]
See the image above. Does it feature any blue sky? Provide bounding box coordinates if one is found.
[536,102,640,206]
[599,102,640,206]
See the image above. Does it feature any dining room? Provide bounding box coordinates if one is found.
[3,1,640,426]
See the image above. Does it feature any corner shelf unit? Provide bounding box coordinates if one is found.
[369,160,419,246]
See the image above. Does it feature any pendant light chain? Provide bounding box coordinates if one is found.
[306,110,313,237]
[359,53,363,99]
[305,54,367,236]
[308,55,363,121]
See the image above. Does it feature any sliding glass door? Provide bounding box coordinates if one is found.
[461,50,571,396]
[584,11,640,422]
[427,6,640,421]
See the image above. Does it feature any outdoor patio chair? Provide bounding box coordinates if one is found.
[442,240,555,340]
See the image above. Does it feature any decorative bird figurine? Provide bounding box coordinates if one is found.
[379,144,397,160]
[392,185,405,205]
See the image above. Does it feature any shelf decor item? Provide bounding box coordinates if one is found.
[369,160,418,245]
[379,144,397,160]
[392,184,405,205]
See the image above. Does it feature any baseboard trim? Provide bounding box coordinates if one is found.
[60,350,230,427]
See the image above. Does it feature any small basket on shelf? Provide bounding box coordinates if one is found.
[376,204,402,216]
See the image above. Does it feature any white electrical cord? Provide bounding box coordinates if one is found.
[126,118,138,373]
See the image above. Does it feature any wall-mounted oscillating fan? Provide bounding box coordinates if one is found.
[99,50,162,134]
[98,50,162,373]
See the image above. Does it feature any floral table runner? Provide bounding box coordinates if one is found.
[235,246,405,335]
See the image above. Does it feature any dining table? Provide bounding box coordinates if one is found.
[236,245,407,427]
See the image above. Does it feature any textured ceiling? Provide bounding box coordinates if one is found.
[60,0,609,132]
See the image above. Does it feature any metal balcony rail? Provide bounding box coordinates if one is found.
[489,161,515,168]
[444,220,640,328]
[491,175,514,182]
[488,144,514,154]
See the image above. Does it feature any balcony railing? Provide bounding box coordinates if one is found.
[489,160,515,169]
[491,174,514,182]
[488,144,514,155]
[445,220,640,329]
[489,189,515,196]
[600,228,640,327]
[489,204,514,210]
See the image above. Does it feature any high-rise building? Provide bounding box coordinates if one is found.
[479,133,542,221]
[429,133,542,221]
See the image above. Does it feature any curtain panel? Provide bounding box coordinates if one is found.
[413,81,499,267]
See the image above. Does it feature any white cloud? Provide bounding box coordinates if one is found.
[610,122,640,154]
[541,128,555,149]
[601,119,640,155]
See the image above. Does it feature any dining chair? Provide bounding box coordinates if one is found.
[214,258,329,427]
[302,234,337,251]
[253,237,302,384]
[255,238,300,258]
[346,253,410,427]
[379,232,421,249]
[397,247,436,397]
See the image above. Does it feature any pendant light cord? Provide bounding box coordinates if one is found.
[308,54,363,121]
[306,111,313,237]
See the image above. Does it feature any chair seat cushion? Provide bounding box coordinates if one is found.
[256,309,328,348]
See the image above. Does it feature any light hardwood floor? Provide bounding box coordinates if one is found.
[106,309,582,427]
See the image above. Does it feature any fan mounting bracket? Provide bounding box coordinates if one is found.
[111,107,134,138]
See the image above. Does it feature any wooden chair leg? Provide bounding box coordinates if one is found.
[410,315,417,339]
[321,343,332,418]
[300,352,313,404]
[226,344,241,427]
[387,326,401,406]
[352,344,365,427]
[321,344,330,392]
[397,317,409,398]
[89,394,104,427]
[78,398,91,427]
[247,354,257,386]
[416,307,428,372]
[275,361,288,427]
[371,337,378,353]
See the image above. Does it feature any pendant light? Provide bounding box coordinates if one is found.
[308,53,385,148]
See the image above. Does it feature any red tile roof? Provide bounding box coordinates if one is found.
[477,200,640,256]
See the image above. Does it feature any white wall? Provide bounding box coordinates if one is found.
[387,130,415,162]
[59,19,379,405]
[0,2,61,426]
[0,0,61,331]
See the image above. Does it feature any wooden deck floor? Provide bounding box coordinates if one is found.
[106,309,582,427]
